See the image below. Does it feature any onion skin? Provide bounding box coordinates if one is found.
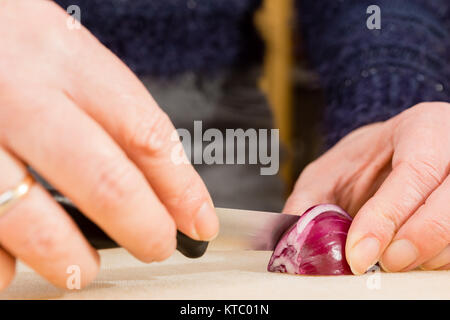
[268,204,353,275]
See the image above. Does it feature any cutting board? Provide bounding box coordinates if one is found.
[1,248,449,299]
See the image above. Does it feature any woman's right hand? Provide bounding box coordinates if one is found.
[0,0,218,290]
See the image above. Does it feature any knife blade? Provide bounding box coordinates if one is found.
[50,190,299,258]
[209,208,300,251]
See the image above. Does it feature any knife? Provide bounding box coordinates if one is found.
[49,190,299,259]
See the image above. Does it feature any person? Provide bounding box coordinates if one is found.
[0,0,448,291]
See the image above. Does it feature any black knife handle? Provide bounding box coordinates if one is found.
[57,196,209,259]
[175,231,209,258]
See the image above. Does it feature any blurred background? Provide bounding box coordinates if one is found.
[53,0,450,212]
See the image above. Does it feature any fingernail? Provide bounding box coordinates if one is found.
[381,239,418,272]
[194,202,219,241]
[348,237,380,275]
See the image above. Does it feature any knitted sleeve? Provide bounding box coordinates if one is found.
[53,0,262,77]
[297,0,450,148]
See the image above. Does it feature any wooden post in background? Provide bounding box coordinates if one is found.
[255,0,294,192]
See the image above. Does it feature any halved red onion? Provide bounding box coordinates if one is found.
[268,204,353,275]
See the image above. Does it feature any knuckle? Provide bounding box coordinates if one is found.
[89,156,141,213]
[166,176,204,214]
[140,221,177,262]
[424,216,450,243]
[127,110,174,156]
[400,160,444,195]
[20,220,67,260]
[377,206,403,235]
[364,199,402,237]
[416,159,445,185]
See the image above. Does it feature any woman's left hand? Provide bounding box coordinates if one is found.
[284,102,450,274]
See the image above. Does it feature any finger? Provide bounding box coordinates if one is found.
[64,32,218,240]
[0,146,98,288]
[284,123,392,216]
[421,245,450,271]
[0,88,176,262]
[437,263,450,270]
[0,248,15,291]
[346,124,450,274]
[380,175,450,272]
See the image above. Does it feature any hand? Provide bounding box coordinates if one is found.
[0,0,218,290]
[284,102,450,274]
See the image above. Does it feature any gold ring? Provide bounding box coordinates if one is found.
[0,174,34,218]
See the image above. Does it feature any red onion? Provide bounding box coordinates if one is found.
[268,204,353,275]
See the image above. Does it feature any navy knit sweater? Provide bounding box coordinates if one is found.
[298,0,450,146]
[54,0,449,147]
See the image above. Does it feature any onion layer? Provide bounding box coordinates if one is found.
[268,204,353,275]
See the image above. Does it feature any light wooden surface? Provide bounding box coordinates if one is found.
[1,248,449,300]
